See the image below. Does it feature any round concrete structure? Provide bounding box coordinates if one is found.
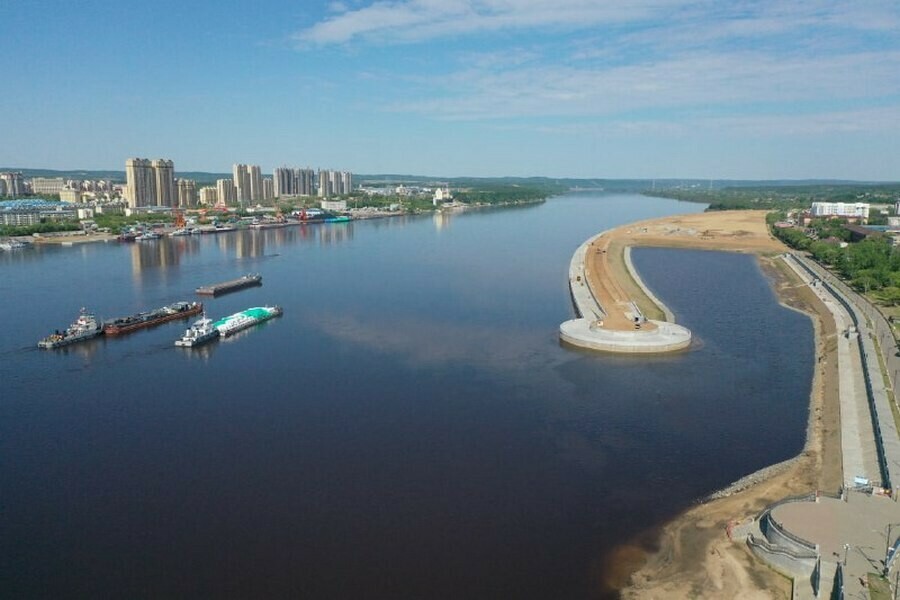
[560,231,692,354]
[560,316,691,353]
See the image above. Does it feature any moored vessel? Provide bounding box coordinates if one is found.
[213,306,283,337]
[38,308,103,349]
[174,314,220,347]
[103,301,203,335]
[0,239,30,250]
[195,273,262,296]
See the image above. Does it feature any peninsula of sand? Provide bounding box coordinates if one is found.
[566,210,852,598]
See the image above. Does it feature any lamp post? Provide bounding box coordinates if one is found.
[885,522,900,576]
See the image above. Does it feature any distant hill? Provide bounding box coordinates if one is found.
[2,167,895,191]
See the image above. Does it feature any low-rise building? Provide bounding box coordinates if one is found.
[31,177,66,195]
[811,202,870,220]
[321,200,347,211]
[59,188,83,203]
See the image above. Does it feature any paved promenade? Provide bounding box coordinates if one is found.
[783,254,880,487]
[748,254,900,599]
[792,254,900,491]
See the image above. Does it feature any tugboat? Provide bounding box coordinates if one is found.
[174,314,220,347]
[38,308,103,349]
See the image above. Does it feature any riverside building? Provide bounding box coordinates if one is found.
[317,169,353,197]
[810,202,870,220]
[274,167,316,197]
[232,164,263,204]
[176,179,197,208]
[125,158,176,208]
[31,177,66,195]
[199,186,218,206]
[0,172,25,197]
[216,178,236,205]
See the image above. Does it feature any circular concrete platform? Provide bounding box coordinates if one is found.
[560,317,691,353]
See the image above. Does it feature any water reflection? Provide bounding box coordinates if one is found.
[130,238,197,273]
[433,210,451,232]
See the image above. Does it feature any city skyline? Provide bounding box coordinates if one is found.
[1,1,899,180]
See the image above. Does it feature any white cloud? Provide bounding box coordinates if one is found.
[387,50,900,120]
[294,0,686,45]
[295,0,900,46]
[500,105,900,139]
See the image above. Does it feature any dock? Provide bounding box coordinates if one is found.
[195,273,262,296]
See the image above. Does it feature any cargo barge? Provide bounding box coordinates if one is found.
[196,273,262,296]
[38,308,103,349]
[213,306,283,337]
[104,301,203,335]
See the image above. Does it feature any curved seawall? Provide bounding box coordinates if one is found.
[559,230,691,353]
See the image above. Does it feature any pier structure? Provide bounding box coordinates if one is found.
[559,230,691,353]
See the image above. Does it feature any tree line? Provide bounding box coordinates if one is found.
[769,213,900,305]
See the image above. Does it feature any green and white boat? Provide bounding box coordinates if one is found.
[213,306,283,337]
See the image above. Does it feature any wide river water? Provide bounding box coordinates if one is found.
[0,193,813,598]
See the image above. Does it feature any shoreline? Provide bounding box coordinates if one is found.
[572,211,838,598]
[617,252,837,598]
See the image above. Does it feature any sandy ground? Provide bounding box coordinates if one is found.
[585,211,843,598]
[31,233,118,244]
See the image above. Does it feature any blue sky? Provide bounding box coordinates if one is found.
[2,0,899,179]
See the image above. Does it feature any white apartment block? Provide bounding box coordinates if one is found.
[31,177,66,195]
[810,202,870,219]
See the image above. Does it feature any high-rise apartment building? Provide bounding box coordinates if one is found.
[233,164,250,204]
[262,178,274,201]
[298,168,315,196]
[317,169,329,197]
[247,165,263,203]
[233,163,263,204]
[274,167,316,197]
[125,158,177,207]
[0,172,25,197]
[274,168,292,197]
[216,178,236,205]
[199,186,218,206]
[125,159,156,207]
[152,159,175,207]
[176,179,197,208]
[317,169,353,197]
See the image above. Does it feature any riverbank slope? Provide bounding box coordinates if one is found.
[584,211,842,598]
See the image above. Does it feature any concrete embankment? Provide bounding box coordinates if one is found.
[559,231,691,354]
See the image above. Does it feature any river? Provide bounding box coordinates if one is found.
[0,193,813,598]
